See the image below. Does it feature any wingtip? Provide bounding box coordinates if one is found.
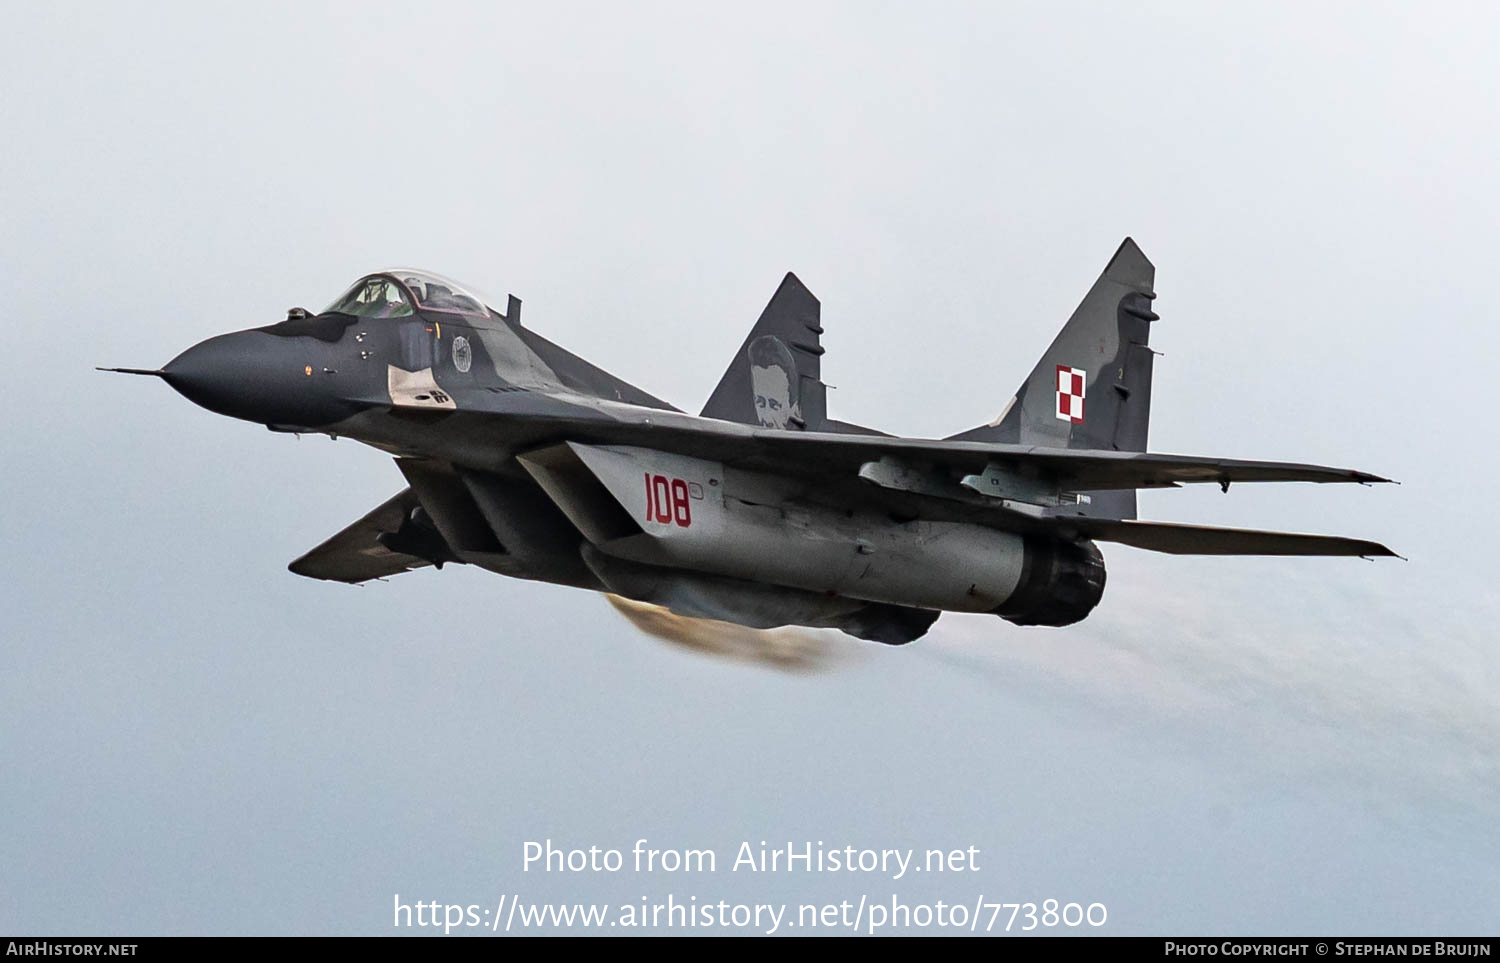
[1360,542,1402,560]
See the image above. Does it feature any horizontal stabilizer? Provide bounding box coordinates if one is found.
[1072,517,1399,557]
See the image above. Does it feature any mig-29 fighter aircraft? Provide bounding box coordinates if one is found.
[103,239,1396,644]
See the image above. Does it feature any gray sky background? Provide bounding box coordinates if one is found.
[3,1,1498,935]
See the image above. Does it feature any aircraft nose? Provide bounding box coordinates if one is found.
[163,332,246,409]
[162,330,344,427]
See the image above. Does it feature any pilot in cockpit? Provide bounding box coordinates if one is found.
[326,270,493,320]
[327,277,412,319]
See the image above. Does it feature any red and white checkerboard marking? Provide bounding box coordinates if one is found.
[1055,364,1086,423]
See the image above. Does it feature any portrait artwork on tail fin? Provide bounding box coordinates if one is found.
[702,272,826,430]
[748,336,802,429]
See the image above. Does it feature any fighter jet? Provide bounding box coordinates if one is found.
[102,239,1396,644]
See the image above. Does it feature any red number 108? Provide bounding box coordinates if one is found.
[643,473,692,527]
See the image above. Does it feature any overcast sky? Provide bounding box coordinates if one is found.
[4,1,1498,935]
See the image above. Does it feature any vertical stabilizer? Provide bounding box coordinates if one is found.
[950,238,1159,519]
[701,273,828,430]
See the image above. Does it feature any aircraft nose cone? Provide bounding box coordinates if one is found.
[162,330,345,427]
[163,333,244,408]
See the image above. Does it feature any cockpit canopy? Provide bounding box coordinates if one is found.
[325,269,494,319]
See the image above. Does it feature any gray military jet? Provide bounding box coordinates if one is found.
[103,239,1395,644]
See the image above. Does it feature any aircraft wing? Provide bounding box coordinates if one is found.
[731,431,1398,555]
[288,487,436,583]
[404,388,1393,492]
[711,430,1393,489]
[375,408,1396,557]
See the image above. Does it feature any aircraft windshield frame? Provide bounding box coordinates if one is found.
[324,270,497,319]
[381,268,495,318]
[323,276,416,318]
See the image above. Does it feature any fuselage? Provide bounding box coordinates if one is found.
[149,269,1105,642]
[114,247,1396,644]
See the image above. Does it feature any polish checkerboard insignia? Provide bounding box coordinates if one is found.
[1055,364,1086,423]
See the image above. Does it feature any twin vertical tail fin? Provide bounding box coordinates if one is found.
[950,237,1159,519]
[703,243,1157,517]
[700,273,828,431]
